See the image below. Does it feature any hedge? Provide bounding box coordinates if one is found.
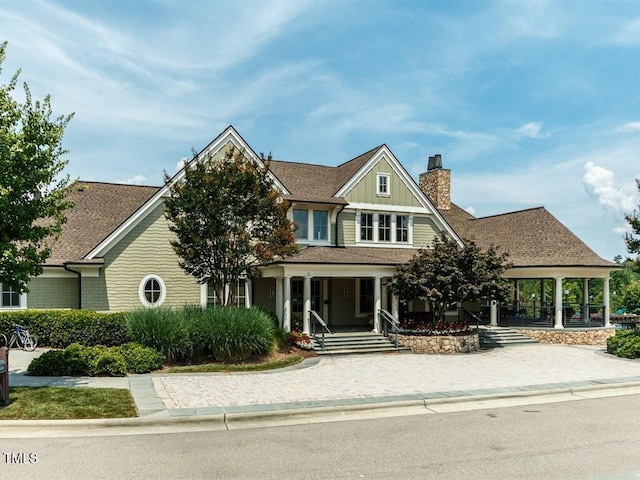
[607,329,640,359]
[0,310,130,348]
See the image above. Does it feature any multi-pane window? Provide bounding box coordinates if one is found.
[377,174,390,196]
[396,215,409,242]
[139,274,166,308]
[293,209,308,240]
[360,213,373,241]
[1,284,20,308]
[207,279,247,308]
[379,214,391,242]
[313,210,328,240]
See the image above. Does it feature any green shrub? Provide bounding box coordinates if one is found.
[607,329,640,359]
[194,307,275,363]
[0,310,130,348]
[273,327,291,352]
[125,308,192,361]
[26,343,164,376]
[118,342,165,374]
[27,343,91,376]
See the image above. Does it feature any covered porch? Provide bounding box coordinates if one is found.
[485,266,613,330]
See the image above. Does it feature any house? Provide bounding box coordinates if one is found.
[4,126,617,334]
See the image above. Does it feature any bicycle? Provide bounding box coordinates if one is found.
[7,325,38,352]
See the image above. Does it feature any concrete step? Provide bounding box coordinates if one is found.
[313,332,411,355]
[478,327,537,349]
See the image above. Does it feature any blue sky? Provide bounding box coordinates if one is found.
[1,0,639,262]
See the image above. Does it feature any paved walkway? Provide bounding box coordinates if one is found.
[7,344,640,419]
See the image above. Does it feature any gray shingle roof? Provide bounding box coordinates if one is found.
[440,204,616,268]
[45,181,160,265]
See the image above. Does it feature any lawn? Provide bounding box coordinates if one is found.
[0,387,137,420]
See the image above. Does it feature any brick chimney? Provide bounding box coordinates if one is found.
[418,154,451,211]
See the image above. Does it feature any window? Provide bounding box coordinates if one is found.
[377,173,390,196]
[396,215,409,242]
[293,209,308,240]
[1,284,20,308]
[139,274,166,308]
[358,278,374,315]
[313,210,328,240]
[379,214,391,242]
[360,213,373,241]
[207,279,247,307]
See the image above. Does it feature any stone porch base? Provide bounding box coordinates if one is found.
[390,332,479,354]
[513,327,616,346]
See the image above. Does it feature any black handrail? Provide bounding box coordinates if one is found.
[309,310,331,351]
[379,309,400,349]
[459,307,482,332]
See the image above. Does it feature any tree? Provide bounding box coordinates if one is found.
[164,146,297,306]
[625,179,640,260]
[0,41,74,293]
[390,237,511,322]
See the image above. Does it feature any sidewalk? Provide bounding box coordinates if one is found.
[6,344,640,424]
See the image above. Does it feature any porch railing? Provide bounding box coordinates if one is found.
[379,309,400,349]
[310,310,331,351]
[499,302,606,328]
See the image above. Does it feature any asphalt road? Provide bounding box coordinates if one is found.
[2,394,640,480]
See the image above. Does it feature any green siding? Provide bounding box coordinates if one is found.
[27,277,79,309]
[84,202,201,312]
[338,211,356,246]
[412,215,439,248]
[252,278,276,313]
[344,157,422,207]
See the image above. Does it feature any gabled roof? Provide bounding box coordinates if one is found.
[440,205,616,268]
[45,181,160,265]
[267,146,380,205]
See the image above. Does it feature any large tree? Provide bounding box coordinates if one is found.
[390,237,511,322]
[164,146,297,306]
[0,41,74,293]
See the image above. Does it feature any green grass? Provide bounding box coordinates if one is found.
[165,355,304,373]
[0,387,138,420]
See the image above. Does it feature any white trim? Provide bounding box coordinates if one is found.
[0,283,27,310]
[138,274,167,308]
[334,146,462,247]
[376,172,391,197]
[86,126,289,260]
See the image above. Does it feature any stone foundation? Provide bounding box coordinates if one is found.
[514,327,615,346]
[390,332,479,354]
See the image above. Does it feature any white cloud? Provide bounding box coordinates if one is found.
[610,17,640,45]
[117,175,147,185]
[582,162,637,214]
[613,225,631,235]
[516,121,550,139]
[617,122,640,132]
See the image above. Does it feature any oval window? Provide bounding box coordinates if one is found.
[139,274,166,307]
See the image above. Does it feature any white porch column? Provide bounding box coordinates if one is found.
[554,277,564,329]
[283,276,292,332]
[275,278,283,326]
[303,275,312,335]
[200,283,208,308]
[373,276,382,333]
[582,278,590,322]
[245,278,252,308]
[603,276,611,327]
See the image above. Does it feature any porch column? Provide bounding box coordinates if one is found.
[603,276,611,327]
[373,275,382,333]
[283,276,292,332]
[200,283,208,308]
[303,275,312,335]
[554,277,564,329]
[490,300,498,327]
[275,277,283,326]
[582,279,590,322]
[245,278,252,308]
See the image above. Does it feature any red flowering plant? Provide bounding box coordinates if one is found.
[290,331,314,350]
[399,318,471,336]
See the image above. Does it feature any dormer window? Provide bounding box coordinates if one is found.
[293,209,308,240]
[313,210,328,240]
[376,173,390,196]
